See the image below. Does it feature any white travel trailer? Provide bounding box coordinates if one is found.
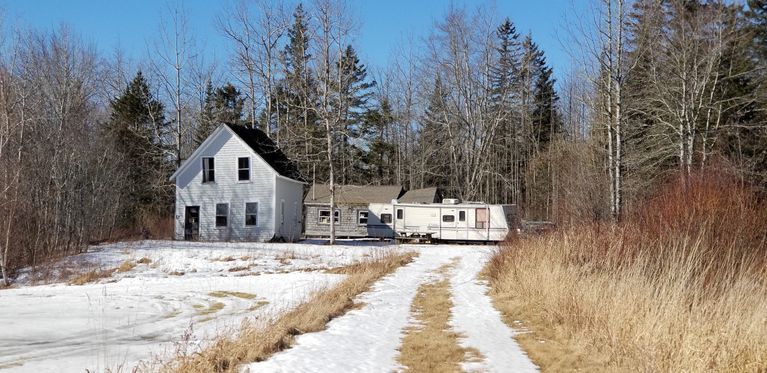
[367,199,517,243]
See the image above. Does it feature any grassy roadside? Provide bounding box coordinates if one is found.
[157,250,416,373]
[486,175,767,372]
[398,260,482,372]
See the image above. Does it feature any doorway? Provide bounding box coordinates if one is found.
[184,206,200,240]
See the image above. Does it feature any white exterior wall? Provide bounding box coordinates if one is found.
[274,176,305,241]
[174,129,277,242]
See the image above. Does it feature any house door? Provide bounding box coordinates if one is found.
[184,206,200,240]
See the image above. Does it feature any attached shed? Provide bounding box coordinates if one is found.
[170,124,305,242]
[304,184,404,238]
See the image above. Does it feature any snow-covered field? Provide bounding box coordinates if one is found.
[0,240,392,372]
[0,240,536,373]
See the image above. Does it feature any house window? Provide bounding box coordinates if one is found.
[215,203,228,227]
[358,211,369,225]
[318,209,340,224]
[245,202,258,226]
[238,157,250,181]
[459,211,466,222]
[396,209,403,220]
[442,215,455,222]
[202,157,215,183]
[381,213,392,224]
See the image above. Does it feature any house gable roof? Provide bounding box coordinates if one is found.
[305,184,404,205]
[170,124,304,182]
[225,124,304,181]
[398,187,442,203]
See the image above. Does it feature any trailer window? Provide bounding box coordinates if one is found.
[396,209,403,219]
[442,215,455,222]
[381,213,392,224]
[459,211,466,222]
[358,211,369,225]
[476,208,488,229]
[318,209,340,224]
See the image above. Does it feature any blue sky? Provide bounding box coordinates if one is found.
[1,0,587,83]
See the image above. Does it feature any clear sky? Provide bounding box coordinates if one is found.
[1,0,587,84]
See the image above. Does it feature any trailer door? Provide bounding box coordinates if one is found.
[457,209,469,240]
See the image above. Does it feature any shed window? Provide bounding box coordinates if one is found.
[442,215,455,222]
[318,209,340,224]
[396,209,403,220]
[459,211,466,222]
[381,213,392,224]
[215,203,228,227]
[245,202,258,226]
[358,211,369,225]
[238,157,250,181]
[202,157,215,183]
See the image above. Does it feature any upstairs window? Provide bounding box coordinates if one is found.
[245,202,258,226]
[202,157,215,183]
[381,213,392,224]
[215,203,228,227]
[358,211,369,226]
[238,157,250,181]
[318,209,340,224]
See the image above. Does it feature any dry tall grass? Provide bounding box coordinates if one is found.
[155,250,415,373]
[488,173,767,372]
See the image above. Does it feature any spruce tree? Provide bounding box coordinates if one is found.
[106,71,169,226]
[194,82,246,146]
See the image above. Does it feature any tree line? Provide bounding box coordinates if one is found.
[1,0,767,281]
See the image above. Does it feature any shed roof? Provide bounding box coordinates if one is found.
[305,184,404,205]
[225,124,304,181]
[398,187,442,203]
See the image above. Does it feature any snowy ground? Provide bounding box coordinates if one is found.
[0,240,536,373]
[0,240,392,372]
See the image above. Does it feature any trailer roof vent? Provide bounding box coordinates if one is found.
[442,198,461,205]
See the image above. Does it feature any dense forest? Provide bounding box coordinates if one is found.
[1,0,766,282]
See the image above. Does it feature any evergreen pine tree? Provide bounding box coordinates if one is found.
[106,71,170,225]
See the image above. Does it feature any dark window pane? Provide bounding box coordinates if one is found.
[246,203,258,214]
[202,157,215,182]
[239,169,250,180]
[442,215,455,222]
[216,216,228,227]
[238,157,249,168]
[396,209,403,219]
[381,213,392,224]
[459,211,466,221]
[216,203,228,215]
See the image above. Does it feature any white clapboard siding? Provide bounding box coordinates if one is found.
[173,126,304,242]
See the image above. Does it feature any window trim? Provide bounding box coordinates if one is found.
[245,202,258,226]
[215,203,228,228]
[202,157,215,183]
[237,157,251,182]
[318,208,340,225]
[357,210,369,226]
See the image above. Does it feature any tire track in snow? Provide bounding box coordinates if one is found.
[449,251,538,372]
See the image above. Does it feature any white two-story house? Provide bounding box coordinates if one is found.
[170,124,305,242]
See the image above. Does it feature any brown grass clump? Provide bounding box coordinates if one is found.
[487,172,767,372]
[117,260,136,272]
[137,257,152,264]
[69,268,115,285]
[399,261,482,372]
[162,250,416,372]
